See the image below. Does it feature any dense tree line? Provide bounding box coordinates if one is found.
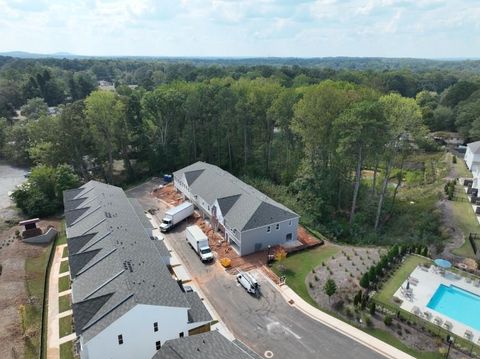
[2,56,477,244]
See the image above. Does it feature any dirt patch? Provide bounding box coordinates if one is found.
[0,218,60,359]
[152,183,183,206]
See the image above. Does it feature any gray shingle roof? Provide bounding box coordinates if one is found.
[185,292,212,323]
[173,162,298,232]
[63,181,208,343]
[468,141,480,154]
[152,331,257,359]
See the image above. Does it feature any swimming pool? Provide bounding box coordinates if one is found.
[427,284,480,331]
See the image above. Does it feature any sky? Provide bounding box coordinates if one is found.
[0,0,479,58]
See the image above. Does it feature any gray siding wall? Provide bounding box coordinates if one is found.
[239,217,299,256]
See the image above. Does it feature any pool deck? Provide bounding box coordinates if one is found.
[394,265,480,343]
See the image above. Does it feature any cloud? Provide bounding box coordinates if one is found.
[0,0,478,58]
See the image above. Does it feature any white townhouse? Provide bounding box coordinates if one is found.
[465,141,480,172]
[63,181,212,359]
[173,162,299,256]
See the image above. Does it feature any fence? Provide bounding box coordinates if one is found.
[373,254,480,357]
[469,233,479,255]
[372,298,480,357]
[39,232,61,359]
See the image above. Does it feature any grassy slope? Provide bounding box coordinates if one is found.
[272,245,340,307]
[24,243,53,359]
[452,156,471,178]
[375,255,432,304]
[451,184,480,257]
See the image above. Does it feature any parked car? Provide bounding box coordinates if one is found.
[237,271,259,295]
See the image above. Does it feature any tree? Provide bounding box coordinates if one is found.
[374,94,424,230]
[360,272,370,289]
[334,100,386,225]
[323,278,337,303]
[20,97,49,121]
[11,165,80,217]
[85,90,125,183]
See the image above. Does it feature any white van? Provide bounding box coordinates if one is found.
[236,271,259,295]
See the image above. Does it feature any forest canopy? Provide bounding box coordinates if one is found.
[1,55,477,245]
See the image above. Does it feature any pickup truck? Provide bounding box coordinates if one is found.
[236,271,259,295]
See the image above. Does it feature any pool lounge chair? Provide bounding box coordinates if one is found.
[423,311,432,320]
[433,316,443,326]
[408,277,419,286]
[443,321,453,331]
[411,306,421,316]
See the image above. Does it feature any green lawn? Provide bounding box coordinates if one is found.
[58,294,71,313]
[452,157,472,178]
[272,245,340,307]
[59,315,73,338]
[375,255,432,304]
[451,185,480,258]
[58,276,71,293]
[62,246,69,258]
[57,222,67,245]
[60,260,69,274]
[60,341,75,359]
[24,242,54,359]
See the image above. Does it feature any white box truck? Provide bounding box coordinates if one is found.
[160,202,194,232]
[186,225,214,262]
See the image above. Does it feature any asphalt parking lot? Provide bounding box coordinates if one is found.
[127,179,386,359]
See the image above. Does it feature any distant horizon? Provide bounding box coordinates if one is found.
[1,50,479,62]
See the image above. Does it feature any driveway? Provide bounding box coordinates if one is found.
[127,180,386,359]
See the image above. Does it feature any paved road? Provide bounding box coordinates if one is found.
[127,180,386,359]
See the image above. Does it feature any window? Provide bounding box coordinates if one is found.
[118,335,123,345]
[289,220,292,226]
[156,341,161,350]
[276,223,280,230]
[286,233,292,241]
[267,226,271,233]
[153,322,158,332]
[179,332,184,338]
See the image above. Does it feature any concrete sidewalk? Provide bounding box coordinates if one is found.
[275,283,415,359]
[46,244,66,359]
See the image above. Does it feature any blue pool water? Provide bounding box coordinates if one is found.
[427,284,480,331]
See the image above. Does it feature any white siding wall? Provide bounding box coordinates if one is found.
[465,148,474,170]
[465,147,480,171]
[81,304,189,359]
[239,217,299,256]
[212,200,241,247]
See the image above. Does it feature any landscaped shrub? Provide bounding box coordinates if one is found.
[369,302,376,316]
[452,155,457,164]
[384,315,393,326]
[309,282,313,289]
[363,314,373,328]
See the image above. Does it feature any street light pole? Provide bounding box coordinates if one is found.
[445,335,454,359]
